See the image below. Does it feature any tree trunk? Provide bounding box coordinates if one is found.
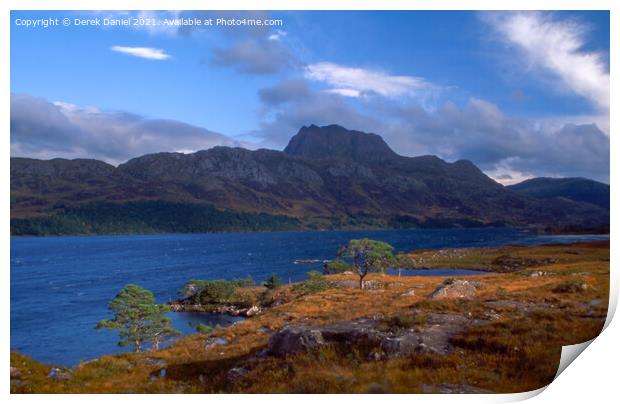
[133,340,140,353]
[359,274,366,290]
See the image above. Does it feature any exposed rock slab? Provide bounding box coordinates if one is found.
[266,314,475,358]
[428,279,482,299]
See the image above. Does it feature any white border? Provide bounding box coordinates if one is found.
[3,1,617,403]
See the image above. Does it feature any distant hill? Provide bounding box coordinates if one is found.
[508,177,609,210]
[10,124,609,235]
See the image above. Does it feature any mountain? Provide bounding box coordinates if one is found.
[10,125,609,235]
[507,177,609,210]
[284,124,398,162]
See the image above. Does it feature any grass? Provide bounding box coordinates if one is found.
[11,240,609,393]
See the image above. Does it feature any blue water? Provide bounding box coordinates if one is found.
[10,228,608,366]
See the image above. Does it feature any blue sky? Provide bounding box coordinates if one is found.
[10,10,610,183]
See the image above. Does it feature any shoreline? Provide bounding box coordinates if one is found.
[9,226,612,238]
[11,240,610,393]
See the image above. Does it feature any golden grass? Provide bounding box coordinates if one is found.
[11,241,609,393]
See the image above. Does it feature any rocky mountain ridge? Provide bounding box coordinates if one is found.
[10,124,609,234]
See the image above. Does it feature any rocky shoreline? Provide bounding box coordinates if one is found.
[167,301,262,317]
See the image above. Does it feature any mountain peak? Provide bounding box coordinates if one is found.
[283,124,398,162]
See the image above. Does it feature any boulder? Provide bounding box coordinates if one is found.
[428,279,481,299]
[400,289,416,297]
[48,367,72,380]
[245,306,261,317]
[267,327,327,356]
[10,366,21,380]
[227,367,250,384]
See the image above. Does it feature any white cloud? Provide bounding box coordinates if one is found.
[11,94,238,164]
[110,46,171,60]
[325,88,362,98]
[268,30,287,41]
[484,158,537,185]
[485,12,609,114]
[304,62,432,98]
[212,38,296,74]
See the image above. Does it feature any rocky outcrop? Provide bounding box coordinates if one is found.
[266,314,476,358]
[284,124,398,163]
[11,124,610,234]
[168,302,261,317]
[10,366,21,380]
[329,279,404,290]
[428,279,482,299]
[48,367,72,380]
[227,367,250,385]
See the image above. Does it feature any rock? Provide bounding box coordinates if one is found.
[428,279,480,299]
[421,383,493,393]
[169,301,262,317]
[10,366,21,380]
[529,271,550,277]
[266,314,473,358]
[553,281,590,293]
[483,309,502,321]
[205,337,228,349]
[149,368,167,383]
[48,367,72,380]
[227,367,250,384]
[400,289,416,297]
[398,314,471,355]
[144,358,167,367]
[330,279,401,290]
[245,306,261,317]
[267,327,327,356]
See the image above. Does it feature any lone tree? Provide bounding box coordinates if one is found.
[96,284,178,352]
[337,239,398,289]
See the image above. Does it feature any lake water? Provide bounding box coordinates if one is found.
[10,228,608,366]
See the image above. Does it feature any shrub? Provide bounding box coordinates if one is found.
[231,276,254,288]
[380,312,427,331]
[182,276,255,303]
[293,271,332,295]
[197,280,236,304]
[196,323,213,334]
[231,288,258,308]
[323,259,352,274]
[263,274,282,290]
[258,289,274,306]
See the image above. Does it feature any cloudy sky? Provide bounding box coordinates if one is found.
[10,10,609,183]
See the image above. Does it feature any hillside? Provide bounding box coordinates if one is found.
[10,125,609,235]
[10,241,610,393]
[508,177,609,210]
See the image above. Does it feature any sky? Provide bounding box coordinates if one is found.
[10,10,610,184]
